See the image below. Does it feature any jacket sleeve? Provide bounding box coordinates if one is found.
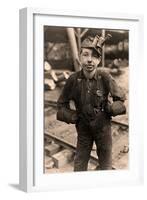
[104,72,126,102]
[57,74,74,108]
[56,74,78,124]
[103,72,126,116]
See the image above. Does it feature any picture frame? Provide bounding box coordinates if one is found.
[19,7,144,192]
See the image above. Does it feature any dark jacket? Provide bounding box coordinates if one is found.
[57,68,126,124]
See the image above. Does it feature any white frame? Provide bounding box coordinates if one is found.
[19,7,144,192]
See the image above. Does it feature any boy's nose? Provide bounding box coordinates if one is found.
[87,55,92,62]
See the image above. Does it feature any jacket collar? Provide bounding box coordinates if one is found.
[78,69,98,80]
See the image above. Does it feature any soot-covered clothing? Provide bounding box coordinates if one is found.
[57,68,126,171]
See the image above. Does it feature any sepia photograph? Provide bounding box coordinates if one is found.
[44,26,129,173]
[19,8,144,192]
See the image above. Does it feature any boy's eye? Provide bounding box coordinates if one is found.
[92,53,99,58]
[83,53,89,56]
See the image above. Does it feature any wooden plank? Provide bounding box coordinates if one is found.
[45,143,61,156]
[52,149,74,168]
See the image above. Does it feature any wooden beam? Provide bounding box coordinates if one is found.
[66,28,80,71]
[80,28,89,38]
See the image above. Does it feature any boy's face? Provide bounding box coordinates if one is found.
[80,48,101,72]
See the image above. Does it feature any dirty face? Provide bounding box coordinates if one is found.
[80,48,101,72]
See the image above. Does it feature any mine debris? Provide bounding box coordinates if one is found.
[44,61,70,90]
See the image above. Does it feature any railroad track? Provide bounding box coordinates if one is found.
[111,120,128,129]
[44,115,129,173]
[44,97,129,172]
[44,130,98,165]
